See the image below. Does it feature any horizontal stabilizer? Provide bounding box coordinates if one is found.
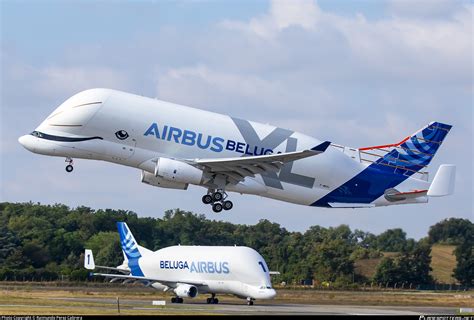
[384,189,428,202]
[427,164,456,197]
[328,203,375,208]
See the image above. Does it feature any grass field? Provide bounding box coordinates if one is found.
[354,245,458,284]
[431,245,457,284]
[0,283,472,315]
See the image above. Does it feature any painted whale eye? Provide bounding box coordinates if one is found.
[115,130,129,140]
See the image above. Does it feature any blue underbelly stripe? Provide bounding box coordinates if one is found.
[311,165,410,207]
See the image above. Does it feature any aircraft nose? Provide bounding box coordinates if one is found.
[267,288,277,299]
[18,134,36,152]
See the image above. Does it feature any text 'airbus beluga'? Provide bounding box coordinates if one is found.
[19,89,455,212]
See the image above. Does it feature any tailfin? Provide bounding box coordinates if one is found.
[116,222,151,276]
[361,122,452,175]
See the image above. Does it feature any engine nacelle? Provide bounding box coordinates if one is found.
[141,171,188,190]
[174,284,198,298]
[155,157,203,185]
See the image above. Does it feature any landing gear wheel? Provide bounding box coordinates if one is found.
[171,297,177,303]
[223,200,233,211]
[247,300,254,306]
[212,191,223,202]
[212,203,223,213]
[65,165,73,172]
[207,297,219,304]
[202,195,213,204]
[177,297,184,303]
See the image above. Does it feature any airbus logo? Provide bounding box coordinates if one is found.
[144,123,274,155]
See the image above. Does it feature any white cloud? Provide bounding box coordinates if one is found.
[221,0,471,81]
[388,0,464,19]
[34,66,130,99]
[221,0,319,39]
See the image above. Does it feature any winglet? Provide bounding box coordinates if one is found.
[311,141,331,153]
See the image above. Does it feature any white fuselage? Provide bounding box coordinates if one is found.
[19,88,430,207]
[139,245,276,300]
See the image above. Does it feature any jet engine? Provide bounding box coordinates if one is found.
[174,284,198,298]
[141,171,188,189]
[154,157,203,185]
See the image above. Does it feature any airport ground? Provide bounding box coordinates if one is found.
[0,282,472,315]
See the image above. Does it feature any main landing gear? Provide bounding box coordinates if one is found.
[171,297,184,304]
[246,297,254,306]
[65,157,74,172]
[206,294,219,304]
[202,190,233,213]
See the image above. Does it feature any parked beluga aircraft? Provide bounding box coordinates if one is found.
[85,222,277,305]
[19,88,455,212]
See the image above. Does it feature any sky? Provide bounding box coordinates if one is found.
[1,0,472,239]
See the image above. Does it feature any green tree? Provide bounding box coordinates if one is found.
[408,240,433,285]
[373,257,399,285]
[453,241,474,286]
[376,228,408,252]
[428,218,473,245]
[85,232,122,267]
[0,226,19,264]
[311,238,354,283]
[22,242,50,268]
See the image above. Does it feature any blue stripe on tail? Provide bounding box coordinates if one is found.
[372,122,451,175]
[117,222,144,276]
[311,122,452,207]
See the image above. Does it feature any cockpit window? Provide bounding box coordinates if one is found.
[31,131,43,138]
[258,261,267,272]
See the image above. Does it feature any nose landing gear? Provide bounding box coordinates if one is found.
[65,157,74,172]
[202,190,233,213]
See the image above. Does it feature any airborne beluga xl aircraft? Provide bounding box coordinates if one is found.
[19,89,455,212]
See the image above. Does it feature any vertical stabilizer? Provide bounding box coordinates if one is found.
[363,122,452,175]
[116,222,145,276]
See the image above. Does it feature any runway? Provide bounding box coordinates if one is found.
[1,296,458,315]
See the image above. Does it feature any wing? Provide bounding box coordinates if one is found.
[193,141,331,184]
[90,272,206,288]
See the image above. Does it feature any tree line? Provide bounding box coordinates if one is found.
[0,202,472,287]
